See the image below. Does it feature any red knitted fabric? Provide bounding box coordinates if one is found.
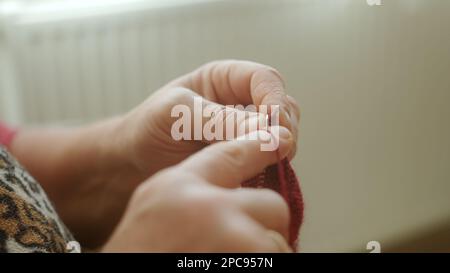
[0,122,17,148]
[242,158,304,250]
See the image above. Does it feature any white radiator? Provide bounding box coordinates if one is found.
[1,0,292,125]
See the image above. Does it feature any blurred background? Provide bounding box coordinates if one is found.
[1,0,449,252]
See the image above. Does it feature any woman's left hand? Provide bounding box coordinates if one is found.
[110,60,300,180]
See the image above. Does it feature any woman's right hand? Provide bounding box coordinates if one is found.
[102,128,294,252]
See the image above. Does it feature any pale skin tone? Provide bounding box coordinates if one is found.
[9,60,301,252]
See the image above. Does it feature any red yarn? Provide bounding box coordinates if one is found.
[242,158,304,250]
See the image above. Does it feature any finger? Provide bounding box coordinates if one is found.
[168,61,297,138]
[198,97,268,142]
[229,188,290,240]
[222,214,292,253]
[178,126,294,188]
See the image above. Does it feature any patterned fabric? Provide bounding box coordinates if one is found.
[0,145,74,253]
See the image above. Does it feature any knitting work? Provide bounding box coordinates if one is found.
[242,158,304,250]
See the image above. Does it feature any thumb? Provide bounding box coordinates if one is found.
[178,126,293,188]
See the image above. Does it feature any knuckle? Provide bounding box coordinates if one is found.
[254,80,284,95]
[131,168,226,221]
[265,66,285,84]
[178,189,227,219]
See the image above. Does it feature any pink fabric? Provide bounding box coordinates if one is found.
[0,122,17,148]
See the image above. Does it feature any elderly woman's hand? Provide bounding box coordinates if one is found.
[103,128,294,252]
[110,60,300,180]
